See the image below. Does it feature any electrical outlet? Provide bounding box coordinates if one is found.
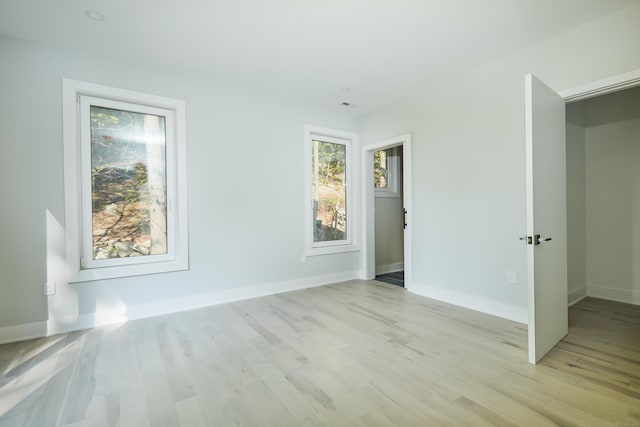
[44,281,56,296]
[507,271,517,284]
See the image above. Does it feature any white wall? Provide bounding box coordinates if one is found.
[566,103,587,304]
[358,3,640,323]
[584,87,640,304]
[374,197,404,274]
[0,35,360,341]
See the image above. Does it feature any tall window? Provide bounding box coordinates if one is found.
[304,125,359,256]
[63,79,188,282]
[312,138,347,242]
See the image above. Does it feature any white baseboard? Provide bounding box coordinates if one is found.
[407,282,528,324]
[0,270,359,345]
[568,284,588,306]
[0,321,49,345]
[587,283,640,305]
[375,262,404,275]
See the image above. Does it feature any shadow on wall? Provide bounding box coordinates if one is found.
[46,208,79,333]
[45,209,129,336]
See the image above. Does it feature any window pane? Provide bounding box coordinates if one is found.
[374,149,388,188]
[312,140,347,242]
[90,106,167,259]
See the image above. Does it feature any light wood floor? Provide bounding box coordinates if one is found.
[1,280,639,426]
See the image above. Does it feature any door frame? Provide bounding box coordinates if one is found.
[560,68,640,103]
[361,134,412,289]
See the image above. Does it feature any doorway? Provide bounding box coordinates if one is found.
[373,146,404,287]
[566,85,640,306]
[526,69,640,364]
[361,134,412,289]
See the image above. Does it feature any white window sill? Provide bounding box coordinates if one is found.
[69,258,189,283]
[375,190,401,198]
[305,244,360,257]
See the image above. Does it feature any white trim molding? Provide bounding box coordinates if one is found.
[587,283,640,306]
[568,285,588,306]
[62,78,189,282]
[361,133,412,289]
[560,68,640,103]
[0,321,48,346]
[375,262,404,276]
[0,271,359,345]
[409,282,528,324]
[303,125,360,257]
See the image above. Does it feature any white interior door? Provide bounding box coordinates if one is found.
[525,74,568,364]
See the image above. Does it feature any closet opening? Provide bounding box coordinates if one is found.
[566,85,640,307]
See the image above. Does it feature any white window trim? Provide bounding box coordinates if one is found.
[304,125,359,257]
[63,78,189,282]
[374,147,401,198]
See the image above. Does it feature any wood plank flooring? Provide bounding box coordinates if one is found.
[0,280,638,426]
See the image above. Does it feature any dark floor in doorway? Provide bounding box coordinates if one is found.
[375,271,404,287]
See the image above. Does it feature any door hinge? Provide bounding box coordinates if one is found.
[403,208,407,229]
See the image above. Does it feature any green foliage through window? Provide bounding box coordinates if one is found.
[374,149,388,188]
[312,140,347,242]
[90,106,167,260]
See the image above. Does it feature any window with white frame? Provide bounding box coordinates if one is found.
[304,125,359,256]
[374,146,401,197]
[63,79,188,282]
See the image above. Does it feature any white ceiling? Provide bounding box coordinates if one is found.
[1,0,638,114]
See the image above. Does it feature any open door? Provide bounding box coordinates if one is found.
[525,74,568,364]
